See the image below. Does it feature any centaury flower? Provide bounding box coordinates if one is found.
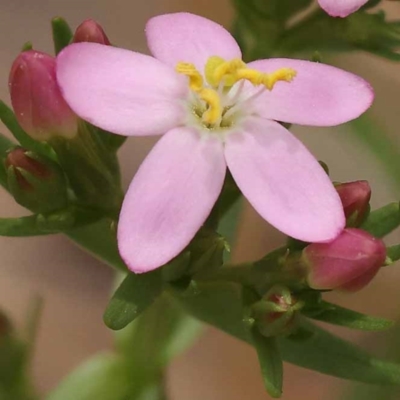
[318,0,368,17]
[56,13,373,273]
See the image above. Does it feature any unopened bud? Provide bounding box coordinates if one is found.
[252,285,303,337]
[303,228,386,292]
[73,19,111,45]
[5,147,68,213]
[9,50,78,141]
[336,180,371,226]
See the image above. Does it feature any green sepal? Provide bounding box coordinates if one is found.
[361,202,400,238]
[0,133,15,189]
[103,270,163,330]
[0,101,55,159]
[250,327,283,398]
[302,300,394,331]
[6,151,68,214]
[21,41,33,51]
[51,17,73,55]
[174,281,400,385]
[387,244,400,264]
[161,252,191,282]
[95,127,128,152]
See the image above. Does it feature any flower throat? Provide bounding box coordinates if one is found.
[176,56,297,129]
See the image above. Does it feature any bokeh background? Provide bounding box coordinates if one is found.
[0,0,400,399]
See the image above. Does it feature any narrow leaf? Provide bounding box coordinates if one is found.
[303,301,394,331]
[361,202,400,238]
[280,319,400,385]
[104,270,163,330]
[0,101,54,159]
[0,215,56,237]
[251,328,283,398]
[52,17,73,55]
[175,281,400,385]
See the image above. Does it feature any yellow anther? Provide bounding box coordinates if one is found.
[235,67,297,90]
[198,88,222,125]
[262,68,297,90]
[176,62,204,92]
[205,56,246,88]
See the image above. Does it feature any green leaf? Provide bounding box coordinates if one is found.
[0,215,56,237]
[361,202,400,238]
[280,319,400,385]
[51,17,73,55]
[303,301,394,331]
[46,353,131,400]
[175,281,400,385]
[0,101,54,159]
[104,270,163,330]
[387,245,400,263]
[66,219,127,271]
[251,328,283,398]
[21,42,33,52]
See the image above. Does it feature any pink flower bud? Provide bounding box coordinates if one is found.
[336,180,371,226]
[303,228,386,292]
[9,50,78,141]
[72,19,111,45]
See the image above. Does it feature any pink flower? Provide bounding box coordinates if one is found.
[56,13,373,273]
[303,228,386,292]
[318,0,368,17]
[9,50,78,141]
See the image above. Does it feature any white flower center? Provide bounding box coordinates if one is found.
[176,56,296,135]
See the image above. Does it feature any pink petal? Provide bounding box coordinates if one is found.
[318,0,368,17]
[118,127,226,273]
[146,13,241,73]
[56,43,188,136]
[246,58,373,126]
[224,117,345,242]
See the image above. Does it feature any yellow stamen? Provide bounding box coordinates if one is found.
[175,62,204,92]
[205,56,246,87]
[235,67,297,90]
[198,88,222,125]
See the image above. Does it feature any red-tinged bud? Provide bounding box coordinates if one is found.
[73,19,111,45]
[5,147,68,213]
[9,50,78,141]
[252,286,303,337]
[303,228,386,292]
[336,180,371,227]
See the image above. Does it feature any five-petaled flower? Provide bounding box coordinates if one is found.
[56,12,373,273]
[318,0,368,17]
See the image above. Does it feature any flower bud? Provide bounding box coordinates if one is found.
[252,286,303,337]
[72,19,111,45]
[303,228,386,292]
[9,50,78,141]
[336,180,371,226]
[5,147,68,213]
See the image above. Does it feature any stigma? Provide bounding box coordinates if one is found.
[175,56,296,129]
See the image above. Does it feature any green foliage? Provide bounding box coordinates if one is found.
[51,17,73,55]
[361,202,400,238]
[303,300,394,331]
[104,270,163,330]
